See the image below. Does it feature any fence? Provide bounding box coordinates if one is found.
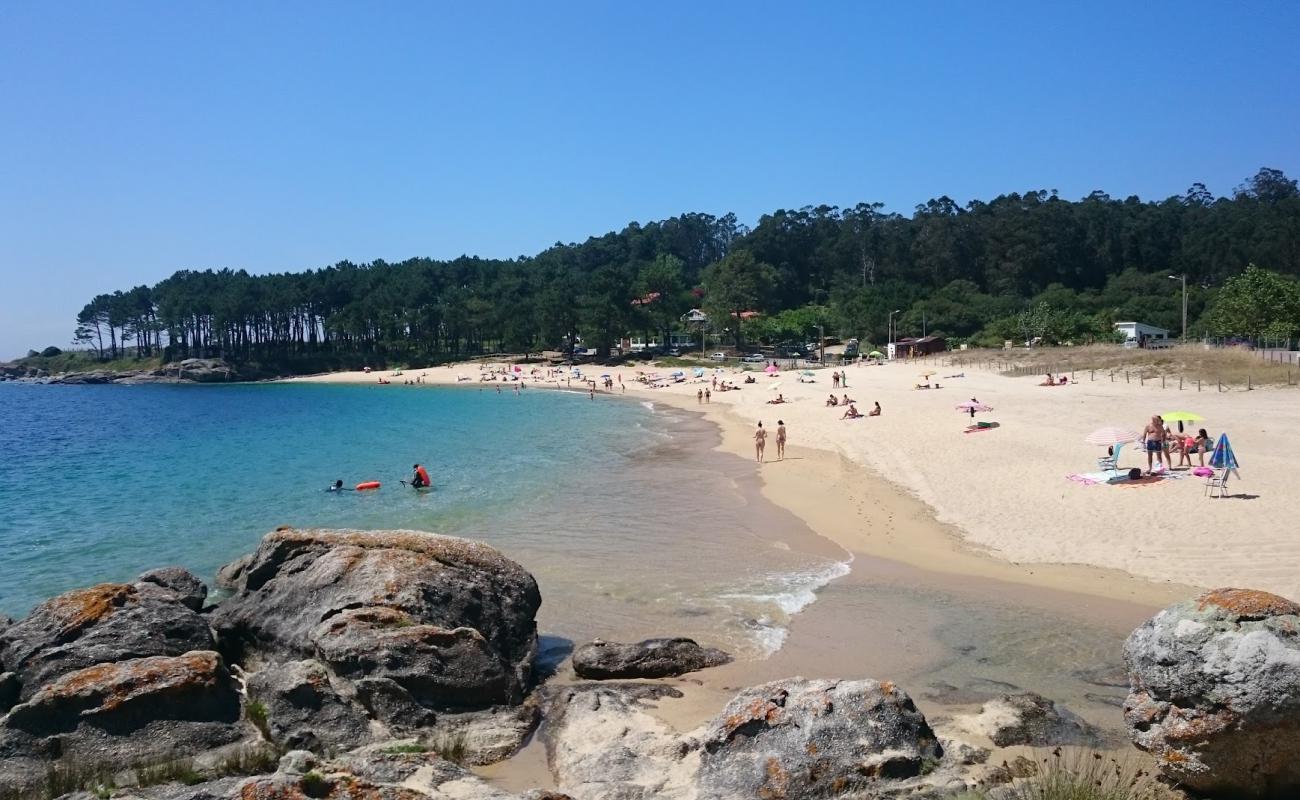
[939,355,1300,392]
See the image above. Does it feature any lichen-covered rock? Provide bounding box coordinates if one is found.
[696,678,943,798]
[0,580,215,702]
[211,529,541,710]
[571,638,731,680]
[1124,587,1300,797]
[953,692,1101,747]
[246,659,373,752]
[138,566,209,611]
[542,682,696,799]
[0,651,244,795]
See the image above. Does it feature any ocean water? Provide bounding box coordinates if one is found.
[0,382,846,657]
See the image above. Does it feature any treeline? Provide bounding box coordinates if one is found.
[72,168,1300,364]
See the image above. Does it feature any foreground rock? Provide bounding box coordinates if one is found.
[213,528,542,711]
[571,637,731,680]
[545,678,962,799]
[952,692,1102,747]
[1125,587,1300,797]
[0,651,244,793]
[0,572,215,704]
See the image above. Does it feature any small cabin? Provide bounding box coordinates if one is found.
[1114,322,1170,346]
[893,335,947,358]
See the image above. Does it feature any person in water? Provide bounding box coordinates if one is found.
[410,463,431,489]
[327,479,347,492]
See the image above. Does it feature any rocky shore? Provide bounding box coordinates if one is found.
[0,358,237,385]
[2,527,1297,799]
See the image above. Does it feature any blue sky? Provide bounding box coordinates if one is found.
[2,1,1298,358]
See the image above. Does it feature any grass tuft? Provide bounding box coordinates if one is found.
[955,748,1179,800]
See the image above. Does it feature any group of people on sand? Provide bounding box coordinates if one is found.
[696,388,713,403]
[824,393,881,419]
[1040,373,1071,386]
[753,420,787,463]
[1140,415,1214,473]
[831,370,849,389]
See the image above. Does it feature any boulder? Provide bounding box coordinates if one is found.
[951,692,1101,747]
[211,529,541,710]
[542,682,696,799]
[160,358,237,383]
[571,638,731,680]
[1124,587,1300,797]
[245,659,373,752]
[138,567,209,611]
[696,678,944,798]
[0,651,244,794]
[0,580,215,703]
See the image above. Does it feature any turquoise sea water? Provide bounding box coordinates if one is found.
[0,382,846,656]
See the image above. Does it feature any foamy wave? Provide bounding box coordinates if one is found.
[720,559,852,657]
[640,400,655,412]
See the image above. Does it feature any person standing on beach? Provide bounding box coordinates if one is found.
[697,389,703,404]
[1143,415,1166,474]
[754,421,767,463]
[704,387,711,403]
[832,371,840,389]
[776,420,787,460]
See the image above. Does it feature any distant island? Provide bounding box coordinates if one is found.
[46,168,1300,373]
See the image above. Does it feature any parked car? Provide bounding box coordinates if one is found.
[667,348,681,356]
[742,353,765,363]
[709,352,727,361]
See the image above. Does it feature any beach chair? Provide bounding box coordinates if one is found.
[1204,468,1229,498]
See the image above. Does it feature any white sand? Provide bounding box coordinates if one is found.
[284,359,1297,602]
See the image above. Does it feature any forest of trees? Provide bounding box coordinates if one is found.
[70,168,1300,367]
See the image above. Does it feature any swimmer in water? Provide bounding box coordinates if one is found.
[326,479,347,492]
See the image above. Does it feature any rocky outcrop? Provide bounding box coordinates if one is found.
[0,576,215,703]
[139,567,209,611]
[163,358,237,383]
[951,692,1102,747]
[0,651,244,793]
[544,678,963,800]
[571,638,731,680]
[1124,587,1300,797]
[697,679,944,798]
[0,357,238,384]
[245,659,373,752]
[212,529,541,711]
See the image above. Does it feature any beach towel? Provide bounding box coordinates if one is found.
[1067,470,1126,486]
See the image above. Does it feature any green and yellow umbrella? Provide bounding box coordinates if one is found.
[1162,411,1204,423]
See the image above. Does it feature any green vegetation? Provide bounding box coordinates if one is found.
[67,168,1300,365]
[246,699,271,741]
[430,731,468,764]
[134,759,204,787]
[953,750,1178,800]
[300,771,330,798]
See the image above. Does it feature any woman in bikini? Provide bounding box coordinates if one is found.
[754,421,768,463]
[776,420,787,460]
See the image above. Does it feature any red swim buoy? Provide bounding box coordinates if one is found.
[355,481,381,491]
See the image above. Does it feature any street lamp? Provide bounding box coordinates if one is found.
[1167,275,1187,341]
[888,309,901,346]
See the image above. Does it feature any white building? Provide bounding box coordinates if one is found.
[1114,321,1170,344]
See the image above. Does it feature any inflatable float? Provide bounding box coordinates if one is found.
[355,481,381,491]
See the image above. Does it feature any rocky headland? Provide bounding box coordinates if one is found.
[0,358,237,385]
[2,527,1297,799]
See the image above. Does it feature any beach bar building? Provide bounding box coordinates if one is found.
[891,335,947,358]
[1114,321,1170,346]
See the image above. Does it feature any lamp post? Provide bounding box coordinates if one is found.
[1168,274,1187,341]
[888,309,901,346]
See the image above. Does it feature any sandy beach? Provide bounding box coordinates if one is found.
[285,357,1290,604]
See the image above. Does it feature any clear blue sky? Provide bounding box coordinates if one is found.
[2,1,1298,358]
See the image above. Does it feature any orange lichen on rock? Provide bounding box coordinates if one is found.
[41,583,136,639]
[1197,588,1300,619]
[33,650,223,713]
[265,528,528,578]
[758,756,790,800]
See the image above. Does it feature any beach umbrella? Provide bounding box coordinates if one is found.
[1161,411,1204,423]
[1084,427,1140,446]
[800,370,815,376]
[955,402,993,413]
[868,351,884,358]
[1210,433,1241,477]
[693,367,705,377]
[919,371,935,377]
[765,365,779,374]
[670,370,684,377]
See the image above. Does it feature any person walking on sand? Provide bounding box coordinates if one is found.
[832,371,840,389]
[754,421,768,463]
[697,388,703,404]
[704,387,711,403]
[1143,415,1166,474]
[776,420,787,460]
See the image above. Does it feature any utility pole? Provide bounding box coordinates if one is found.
[1168,274,1187,341]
